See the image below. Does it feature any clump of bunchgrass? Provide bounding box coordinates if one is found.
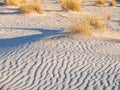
[70,20,92,36]
[106,14,111,20]
[59,0,65,3]
[95,0,106,6]
[19,3,43,14]
[81,0,87,4]
[60,0,80,12]
[90,16,107,31]
[20,0,27,4]
[5,0,28,6]
[109,0,116,6]
[70,15,107,36]
[5,0,19,6]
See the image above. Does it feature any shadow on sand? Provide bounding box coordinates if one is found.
[0,11,20,15]
[0,27,64,47]
[0,2,5,6]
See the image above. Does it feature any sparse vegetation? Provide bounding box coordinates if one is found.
[20,0,27,4]
[70,21,92,36]
[5,0,19,6]
[95,0,106,6]
[70,15,107,35]
[19,3,43,14]
[81,0,87,4]
[109,0,116,6]
[60,0,80,12]
[4,0,6,2]
[90,16,107,31]
[106,14,111,20]
[4,0,28,6]
[59,0,65,3]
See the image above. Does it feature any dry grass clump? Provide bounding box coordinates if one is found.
[34,0,40,2]
[109,0,116,6]
[20,0,27,3]
[5,0,28,6]
[5,0,19,6]
[59,0,65,3]
[4,0,6,2]
[71,21,92,36]
[95,0,106,6]
[70,15,107,36]
[60,0,80,12]
[90,16,107,31]
[81,0,87,4]
[19,3,43,14]
[106,14,111,20]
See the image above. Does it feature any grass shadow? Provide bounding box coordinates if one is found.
[0,2,5,6]
[0,27,64,47]
[0,11,20,15]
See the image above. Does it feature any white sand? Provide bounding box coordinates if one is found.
[0,0,120,90]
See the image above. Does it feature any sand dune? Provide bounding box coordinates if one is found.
[0,0,120,90]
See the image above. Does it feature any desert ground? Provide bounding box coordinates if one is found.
[0,0,120,90]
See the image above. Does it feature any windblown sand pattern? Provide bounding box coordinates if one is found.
[0,0,120,90]
[0,35,120,90]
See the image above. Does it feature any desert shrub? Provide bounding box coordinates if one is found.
[70,21,92,36]
[19,3,43,14]
[81,0,87,4]
[20,0,27,3]
[60,0,80,12]
[34,0,40,2]
[5,0,28,6]
[106,14,111,20]
[90,16,106,31]
[70,15,107,35]
[59,0,65,3]
[109,0,116,6]
[95,0,105,6]
[5,0,19,6]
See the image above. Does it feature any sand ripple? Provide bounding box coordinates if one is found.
[0,36,120,90]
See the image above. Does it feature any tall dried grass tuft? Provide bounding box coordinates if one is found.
[20,0,27,3]
[59,0,65,3]
[70,15,92,35]
[95,0,106,6]
[109,0,116,6]
[19,3,43,14]
[70,15,107,36]
[90,16,107,31]
[4,0,6,2]
[106,14,111,20]
[60,0,80,12]
[6,0,19,6]
[70,21,92,36]
[81,0,87,4]
[34,0,40,2]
